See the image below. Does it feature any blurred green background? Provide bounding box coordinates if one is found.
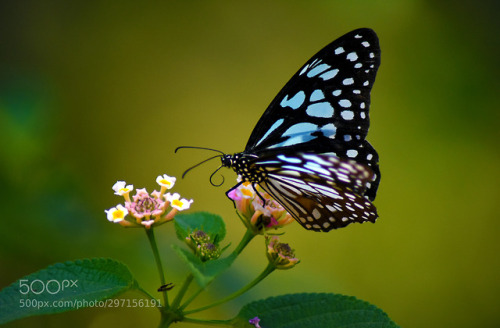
[1,1,499,327]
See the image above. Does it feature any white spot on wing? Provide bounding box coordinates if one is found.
[347,149,358,158]
[306,102,334,118]
[347,52,358,61]
[334,47,344,55]
[339,99,352,108]
[319,69,338,80]
[341,110,354,120]
[343,78,354,85]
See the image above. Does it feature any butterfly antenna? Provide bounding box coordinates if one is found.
[209,165,225,187]
[180,154,223,179]
[175,146,225,155]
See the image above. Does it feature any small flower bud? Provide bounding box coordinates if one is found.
[198,242,221,261]
[266,236,299,270]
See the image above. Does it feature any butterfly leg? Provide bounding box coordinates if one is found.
[225,181,245,208]
[252,183,267,205]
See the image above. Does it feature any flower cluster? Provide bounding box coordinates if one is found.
[185,230,221,262]
[266,236,299,270]
[105,174,193,229]
[228,179,294,233]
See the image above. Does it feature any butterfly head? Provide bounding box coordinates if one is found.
[221,153,267,184]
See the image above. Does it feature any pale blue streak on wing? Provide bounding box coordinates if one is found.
[269,122,318,148]
[255,118,284,146]
[280,91,306,109]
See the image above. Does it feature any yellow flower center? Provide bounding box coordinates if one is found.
[242,188,254,197]
[160,179,171,187]
[113,210,124,220]
[172,199,183,207]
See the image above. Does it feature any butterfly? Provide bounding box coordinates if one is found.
[178,28,381,232]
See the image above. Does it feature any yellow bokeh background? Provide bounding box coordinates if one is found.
[1,1,499,327]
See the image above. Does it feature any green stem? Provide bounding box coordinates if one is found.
[137,284,160,303]
[170,273,194,310]
[183,263,275,315]
[146,227,169,308]
[179,284,204,311]
[182,317,232,326]
[232,229,256,256]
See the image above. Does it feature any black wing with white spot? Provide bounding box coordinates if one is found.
[244,28,381,200]
[254,153,378,231]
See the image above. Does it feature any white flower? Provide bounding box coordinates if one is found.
[105,204,128,223]
[165,192,193,211]
[156,174,176,189]
[112,181,134,196]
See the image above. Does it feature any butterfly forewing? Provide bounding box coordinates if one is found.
[256,153,378,231]
[245,28,380,161]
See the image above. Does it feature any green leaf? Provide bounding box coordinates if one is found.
[172,245,237,288]
[231,293,399,328]
[174,212,226,243]
[0,258,136,324]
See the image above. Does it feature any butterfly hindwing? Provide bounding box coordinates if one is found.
[256,153,378,231]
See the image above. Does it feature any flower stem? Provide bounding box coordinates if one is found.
[170,273,194,310]
[183,263,275,315]
[137,284,160,303]
[232,229,256,256]
[145,227,169,308]
[178,284,204,311]
[182,317,232,326]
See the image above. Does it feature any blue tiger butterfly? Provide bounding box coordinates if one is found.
[178,28,381,232]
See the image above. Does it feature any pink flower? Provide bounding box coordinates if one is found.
[228,179,294,233]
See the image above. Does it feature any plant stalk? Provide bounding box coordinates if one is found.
[183,263,275,315]
[146,227,169,308]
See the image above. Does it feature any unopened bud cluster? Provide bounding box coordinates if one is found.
[186,230,221,262]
